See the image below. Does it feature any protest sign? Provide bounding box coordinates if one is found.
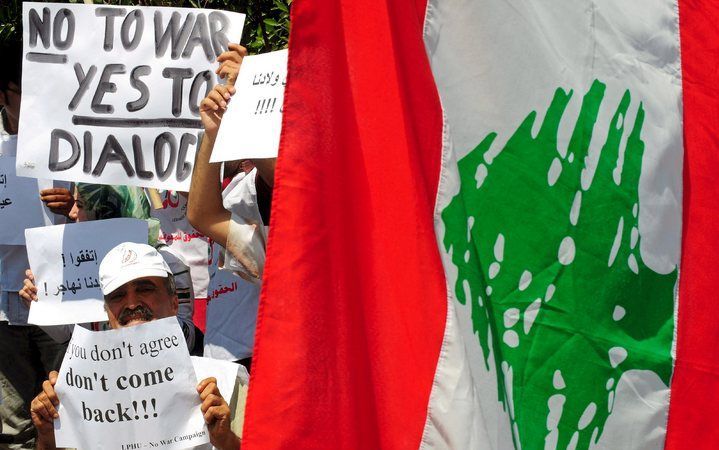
[0,135,54,245]
[54,318,209,450]
[210,49,288,161]
[16,3,245,191]
[26,218,148,325]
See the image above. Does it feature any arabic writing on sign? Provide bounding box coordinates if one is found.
[254,97,282,115]
[160,231,205,244]
[0,173,13,207]
[252,71,286,87]
[62,249,99,267]
[45,276,101,296]
[208,281,238,301]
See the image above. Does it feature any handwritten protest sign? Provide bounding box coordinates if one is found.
[26,218,148,325]
[54,318,208,450]
[16,3,245,191]
[0,135,54,245]
[211,49,288,161]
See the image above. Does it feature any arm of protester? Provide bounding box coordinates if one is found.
[187,84,236,248]
[19,268,37,307]
[31,371,60,450]
[198,377,241,450]
[188,45,247,247]
[40,188,75,218]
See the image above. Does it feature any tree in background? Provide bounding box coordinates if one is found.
[0,0,291,54]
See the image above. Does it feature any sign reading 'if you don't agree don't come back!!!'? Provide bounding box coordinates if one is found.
[16,3,245,191]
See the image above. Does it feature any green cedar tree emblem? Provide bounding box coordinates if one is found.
[441,79,676,449]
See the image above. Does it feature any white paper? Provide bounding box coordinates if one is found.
[190,356,246,401]
[17,3,245,190]
[54,318,209,450]
[0,136,54,245]
[211,49,288,161]
[26,218,148,325]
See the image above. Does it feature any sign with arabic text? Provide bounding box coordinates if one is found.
[0,135,53,245]
[26,218,148,325]
[211,49,287,161]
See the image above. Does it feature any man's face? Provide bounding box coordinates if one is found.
[104,276,178,329]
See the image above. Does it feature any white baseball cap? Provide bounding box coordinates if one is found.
[99,242,172,295]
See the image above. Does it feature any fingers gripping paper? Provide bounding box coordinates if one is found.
[54,318,209,449]
[17,3,245,190]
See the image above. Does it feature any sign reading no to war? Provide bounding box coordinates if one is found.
[17,3,245,191]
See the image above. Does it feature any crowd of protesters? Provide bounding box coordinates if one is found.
[0,35,269,449]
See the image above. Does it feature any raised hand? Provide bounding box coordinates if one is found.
[30,371,60,449]
[197,377,240,450]
[200,84,236,137]
[40,187,74,218]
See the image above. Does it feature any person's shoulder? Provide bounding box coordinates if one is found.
[154,244,190,273]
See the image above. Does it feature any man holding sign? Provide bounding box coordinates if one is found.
[30,243,242,450]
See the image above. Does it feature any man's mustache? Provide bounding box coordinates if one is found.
[118,305,154,325]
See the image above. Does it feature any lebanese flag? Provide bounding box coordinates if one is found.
[241,0,718,449]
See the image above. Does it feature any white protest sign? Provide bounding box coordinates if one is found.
[211,49,287,162]
[0,135,53,245]
[26,218,148,325]
[54,318,209,450]
[17,3,245,190]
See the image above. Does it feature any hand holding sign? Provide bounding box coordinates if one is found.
[216,43,247,86]
[52,318,211,449]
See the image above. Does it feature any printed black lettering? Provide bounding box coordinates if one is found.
[132,135,154,179]
[182,13,213,60]
[162,68,193,117]
[154,11,193,60]
[176,133,195,182]
[127,65,151,112]
[82,131,93,173]
[121,10,144,51]
[49,129,80,172]
[189,70,212,115]
[208,12,230,57]
[69,63,97,111]
[154,132,177,181]
[91,64,126,114]
[28,8,51,49]
[52,8,75,50]
[92,134,135,177]
[95,7,126,51]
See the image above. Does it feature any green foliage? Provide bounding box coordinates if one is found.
[0,0,291,54]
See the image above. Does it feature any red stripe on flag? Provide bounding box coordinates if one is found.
[666,1,719,447]
[241,0,447,448]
